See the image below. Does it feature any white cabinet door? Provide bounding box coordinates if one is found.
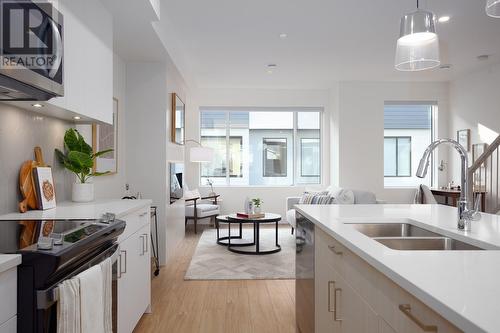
[47,0,113,124]
[117,224,151,333]
[335,272,379,333]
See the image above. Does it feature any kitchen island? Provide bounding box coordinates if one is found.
[295,204,500,333]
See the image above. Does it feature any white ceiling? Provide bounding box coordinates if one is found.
[158,0,500,89]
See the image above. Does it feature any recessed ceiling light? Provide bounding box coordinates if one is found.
[267,64,277,74]
[438,16,450,23]
[32,103,43,108]
[477,54,490,61]
[279,33,288,39]
[73,116,81,120]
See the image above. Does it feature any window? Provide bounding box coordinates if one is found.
[384,103,436,188]
[384,137,411,177]
[301,138,320,177]
[200,109,322,186]
[263,138,287,177]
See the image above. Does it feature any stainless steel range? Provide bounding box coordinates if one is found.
[2,215,125,333]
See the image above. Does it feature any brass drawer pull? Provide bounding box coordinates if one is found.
[399,304,437,332]
[333,288,343,322]
[327,281,335,313]
[328,245,343,255]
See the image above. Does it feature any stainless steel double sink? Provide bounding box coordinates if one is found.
[348,223,485,251]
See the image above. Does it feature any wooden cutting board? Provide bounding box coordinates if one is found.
[18,147,48,213]
[18,160,38,213]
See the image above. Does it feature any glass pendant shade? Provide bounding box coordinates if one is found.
[395,10,440,71]
[486,0,500,17]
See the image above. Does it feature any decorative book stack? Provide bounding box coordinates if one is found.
[236,212,265,219]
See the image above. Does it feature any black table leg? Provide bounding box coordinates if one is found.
[276,220,279,246]
[228,221,231,247]
[256,222,260,253]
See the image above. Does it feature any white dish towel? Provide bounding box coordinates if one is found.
[57,278,81,333]
[100,257,113,333]
[79,264,105,333]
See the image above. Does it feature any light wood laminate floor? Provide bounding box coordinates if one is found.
[134,225,296,333]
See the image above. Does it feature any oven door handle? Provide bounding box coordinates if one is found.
[36,244,121,310]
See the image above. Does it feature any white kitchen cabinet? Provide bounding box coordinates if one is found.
[117,207,151,333]
[315,227,462,333]
[0,267,17,328]
[48,0,113,124]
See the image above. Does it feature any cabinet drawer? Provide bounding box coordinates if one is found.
[0,268,16,325]
[0,316,16,333]
[118,205,150,242]
[375,276,461,333]
[315,227,345,275]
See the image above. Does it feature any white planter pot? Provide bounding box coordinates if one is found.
[72,182,94,202]
[254,206,261,214]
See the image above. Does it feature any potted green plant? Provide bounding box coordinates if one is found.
[252,198,263,214]
[55,128,113,202]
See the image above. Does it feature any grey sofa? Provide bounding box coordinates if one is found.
[286,189,379,234]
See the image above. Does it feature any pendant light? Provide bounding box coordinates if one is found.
[395,0,440,71]
[486,0,500,18]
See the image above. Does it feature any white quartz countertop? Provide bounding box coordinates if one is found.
[0,199,152,221]
[0,254,21,273]
[295,204,500,333]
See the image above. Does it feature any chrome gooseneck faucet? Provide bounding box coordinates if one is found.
[416,139,480,231]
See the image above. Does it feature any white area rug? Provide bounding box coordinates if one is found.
[185,227,296,280]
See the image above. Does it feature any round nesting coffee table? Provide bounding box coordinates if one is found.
[226,213,281,255]
[215,215,255,247]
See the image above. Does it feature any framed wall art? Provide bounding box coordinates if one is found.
[171,93,185,145]
[457,129,471,152]
[93,98,118,174]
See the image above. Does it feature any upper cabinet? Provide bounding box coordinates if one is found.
[48,0,113,124]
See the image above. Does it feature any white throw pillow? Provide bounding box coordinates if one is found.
[326,185,342,198]
[332,189,355,204]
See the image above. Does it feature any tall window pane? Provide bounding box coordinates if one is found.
[397,137,411,176]
[301,139,320,177]
[297,111,320,184]
[248,112,293,186]
[384,138,397,176]
[200,112,227,186]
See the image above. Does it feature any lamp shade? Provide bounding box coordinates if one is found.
[190,146,214,162]
[395,10,440,71]
[486,0,500,17]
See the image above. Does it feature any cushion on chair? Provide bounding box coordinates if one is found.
[185,204,220,218]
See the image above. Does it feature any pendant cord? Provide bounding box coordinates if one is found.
[417,0,419,9]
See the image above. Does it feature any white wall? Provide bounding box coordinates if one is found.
[186,88,331,219]
[125,62,169,264]
[124,54,189,265]
[448,63,500,183]
[334,81,449,203]
[165,54,188,261]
